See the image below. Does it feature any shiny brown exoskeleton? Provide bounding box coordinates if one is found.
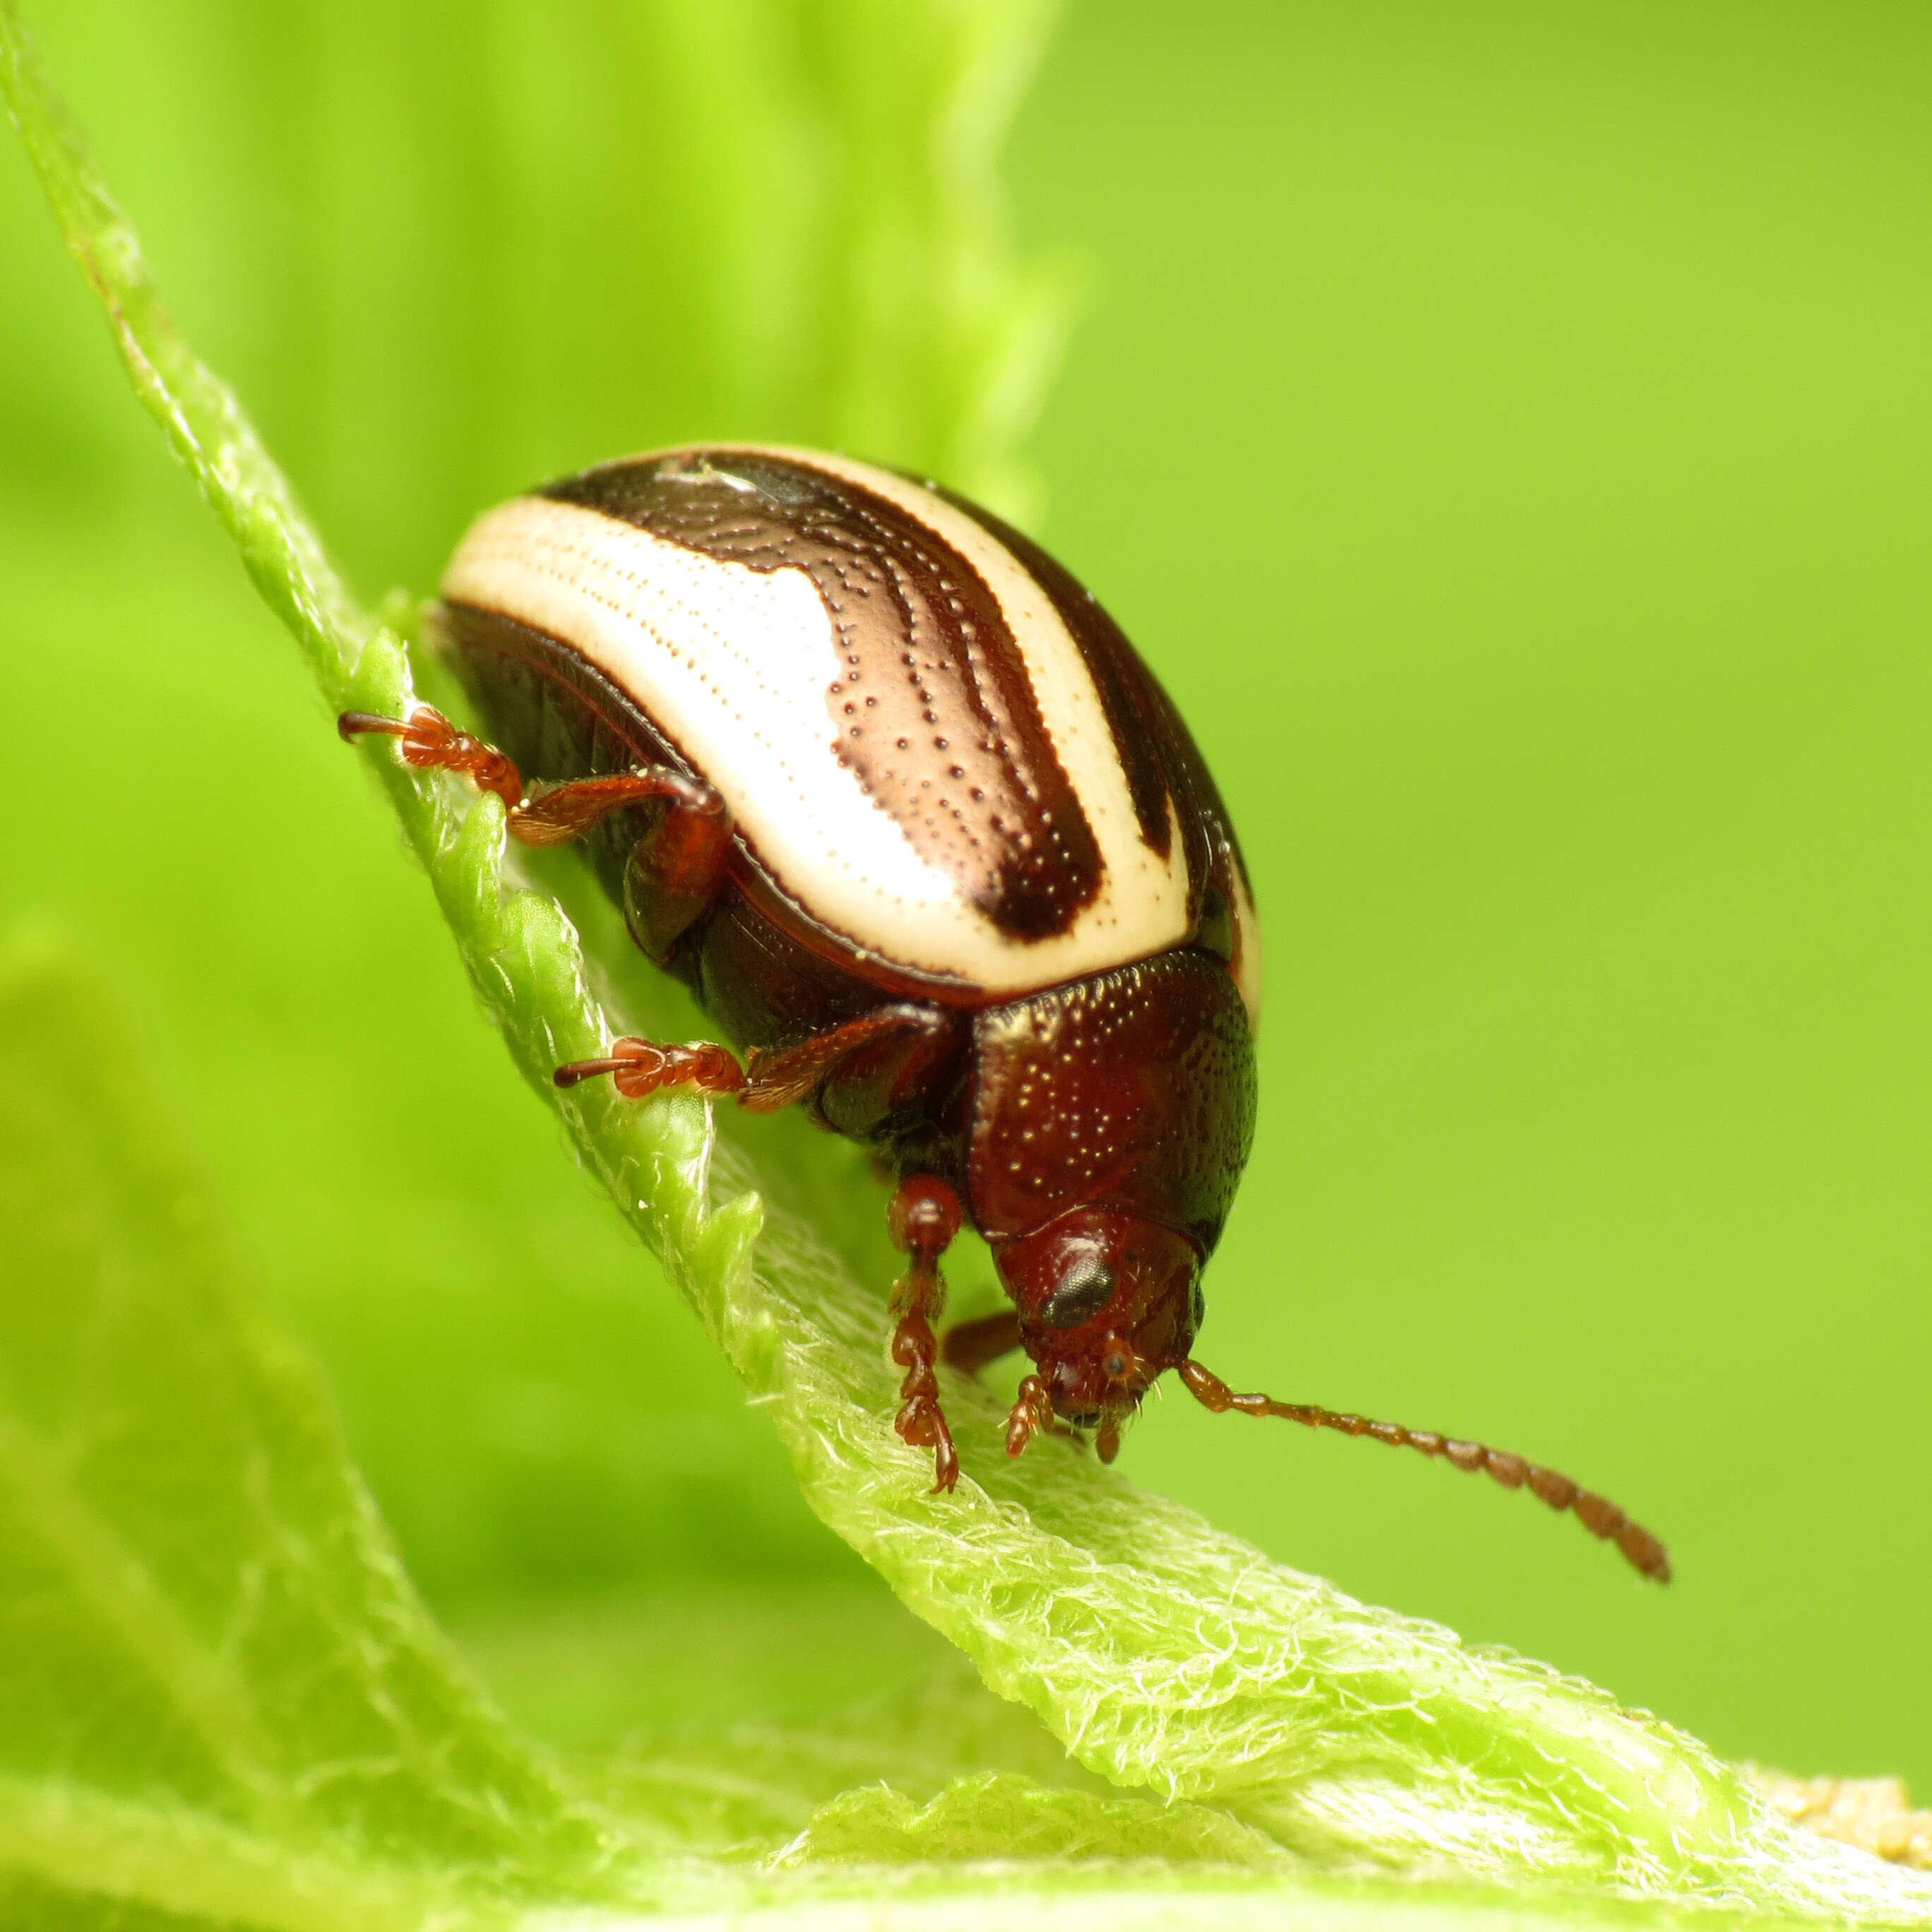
[341,444,1669,1582]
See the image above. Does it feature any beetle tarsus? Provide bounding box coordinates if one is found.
[555,1008,952,1119]
[553,1038,746,1101]
[890,1302,960,1492]
[1004,1383,1082,1453]
[1177,1359,1671,1583]
[1005,1375,1050,1457]
[887,1175,962,1491]
[1002,1373,1081,1457]
[338,704,523,809]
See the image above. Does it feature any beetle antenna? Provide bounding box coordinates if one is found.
[1178,1360,1670,1583]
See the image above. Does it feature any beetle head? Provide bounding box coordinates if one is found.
[992,1208,1202,1460]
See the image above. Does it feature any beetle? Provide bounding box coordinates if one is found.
[342,443,1669,1581]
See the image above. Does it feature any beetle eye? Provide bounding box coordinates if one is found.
[1039,1265,1115,1330]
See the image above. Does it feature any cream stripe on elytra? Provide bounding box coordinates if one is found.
[443,491,1192,996]
[1228,864,1263,1027]
[708,444,1193,940]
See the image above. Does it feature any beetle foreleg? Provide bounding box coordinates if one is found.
[886,1175,962,1493]
[1003,1373,1082,1458]
[1004,1374,1053,1457]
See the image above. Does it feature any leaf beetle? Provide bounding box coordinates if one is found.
[343,443,1667,1580]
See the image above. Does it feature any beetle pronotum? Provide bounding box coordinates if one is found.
[342,443,1669,1582]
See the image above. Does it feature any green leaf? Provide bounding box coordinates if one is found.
[5,2,1931,1925]
[0,935,1736,1932]
[0,931,660,1924]
[0,928,1378,1926]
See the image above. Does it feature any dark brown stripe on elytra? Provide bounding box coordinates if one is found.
[934,487,1175,860]
[936,484,1254,953]
[542,450,1103,943]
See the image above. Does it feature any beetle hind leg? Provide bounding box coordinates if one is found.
[340,705,726,871]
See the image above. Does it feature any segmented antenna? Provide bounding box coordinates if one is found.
[1178,1360,1670,1582]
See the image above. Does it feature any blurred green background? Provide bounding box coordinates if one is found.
[2,0,1927,1801]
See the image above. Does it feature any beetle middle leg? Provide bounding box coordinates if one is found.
[555,1004,944,1110]
[559,1012,965,1489]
